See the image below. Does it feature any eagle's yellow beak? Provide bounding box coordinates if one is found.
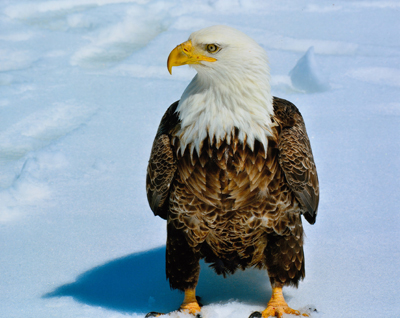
[167,40,217,74]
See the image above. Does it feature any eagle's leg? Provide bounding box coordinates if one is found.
[167,221,201,315]
[146,222,201,317]
[251,218,308,318]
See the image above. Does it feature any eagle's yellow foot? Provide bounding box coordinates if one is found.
[179,288,202,316]
[179,302,201,316]
[249,287,308,318]
[259,305,307,318]
[145,306,201,318]
[145,288,201,317]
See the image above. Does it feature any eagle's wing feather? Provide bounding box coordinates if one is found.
[273,97,319,224]
[146,101,180,219]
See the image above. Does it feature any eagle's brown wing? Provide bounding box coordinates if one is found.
[273,97,319,224]
[146,101,180,220]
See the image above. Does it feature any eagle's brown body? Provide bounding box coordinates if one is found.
[146,97,319,292]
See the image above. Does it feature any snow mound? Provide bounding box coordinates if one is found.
[70,5,171,69]
[4,0,149,26]
[289,47,330,93]
[4,1,96,30]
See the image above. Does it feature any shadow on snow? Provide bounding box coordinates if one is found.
[44,246,271,314]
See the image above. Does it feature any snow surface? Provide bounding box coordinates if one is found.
[1,1,399,317]
[289,47,329,93]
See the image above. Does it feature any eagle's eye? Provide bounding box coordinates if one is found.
[206,44,219,53]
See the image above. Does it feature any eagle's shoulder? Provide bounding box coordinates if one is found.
[272,97,302,128]
[273,97,320,224]
[146,101,180,219]
[155,101,180,137]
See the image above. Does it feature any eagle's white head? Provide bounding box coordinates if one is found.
[168,25,274,156]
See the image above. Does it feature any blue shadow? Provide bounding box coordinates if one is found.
[44,246,271,314]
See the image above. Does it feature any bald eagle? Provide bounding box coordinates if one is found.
[146,25,319,318]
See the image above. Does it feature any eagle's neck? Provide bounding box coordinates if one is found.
[175,70,275,157]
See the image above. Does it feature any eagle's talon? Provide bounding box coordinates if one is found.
[248,311,262,318]
[145,312,164,317]
[260,305,308,318]
[308,306,318,312]
[179,303,202,316]
[145,308,203,318]
[256,286,308,317]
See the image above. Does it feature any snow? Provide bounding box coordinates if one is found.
[289,47,329,93]
[0,1,399,318]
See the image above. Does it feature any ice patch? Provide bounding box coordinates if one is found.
[0,100,95,199]
[4,0,151,30]
[0,152,68,223]
[10,175,51,204]
[260,32,358,55]
[0,32,35,41]
[289,47,330,93]
[4,2,95,30]
[66,12,99,30]
[4,0,150,21]
[70,5,171,69]
[305,4,342,12]
[0,49,36,72]
[0,102,97,165]
[347,67,400,87]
